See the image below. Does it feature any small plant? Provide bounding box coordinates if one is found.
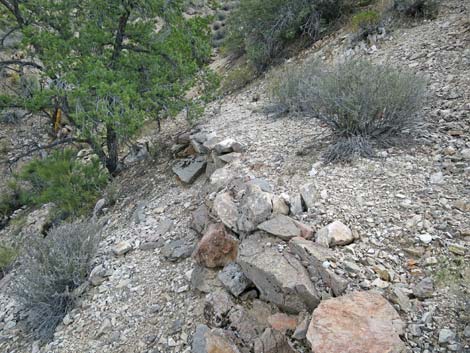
[16,149,109,218]
[351,10,381,39]
[220,64,258,94]
[270,59,427,161]
[13,222,100,340]
[0,244,17,274]
[393,0,439,19]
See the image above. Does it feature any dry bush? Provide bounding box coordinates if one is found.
[13,221,100,340]
[270,59,427,161]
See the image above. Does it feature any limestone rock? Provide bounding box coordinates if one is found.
[193,223,238,268]
[306,291,405,353]
[257,215,301,241]
[237,185,273,234]
[172,156,207,184]
[218,262,252,297]
[213,192,239,231]
[316,221,353,247]
[237,234,320,313]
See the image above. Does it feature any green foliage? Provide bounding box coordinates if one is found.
[351,10,381,36]
[0,244,17,272]
[220,64,258,94]
[13,222,100,340]
[16,149,109,217]
[270,59,427,162]
[224,0,347,70]
[1,0,214,173]
[393,0,439,19]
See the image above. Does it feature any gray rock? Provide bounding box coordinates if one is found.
[228,301,273,345]
[218,153,241,164]
[463,325,470,338]
[430,171,444,184]
[209,167,237,192]
[246,178,273,193]
[257,215,301,241]
[93,198,107,219]
[112,241,133,256]
[191,325,241,353]
[438,328,455,344]
[292,313,310,340]
[290,194,304,215]
[204,291,234,327]
[316,221,354,247]
[300,183,318,210]
[237,185,273,234]
[237,234,320,313]
[190,139,209,154]
[272,195,290,215]
[192,324,210,353]
[254,328,295,353]
[191,265,224,293]
[191,204,211,234]
[154,219,173,236]
[133,201,147,224]
[213,192,239,231]
[214,138,244,155]
[289,237,347,296]
[89,264,107,286]
[161,239,194,262]
[413,277,434,299]
[218,262,252,297]
[388,286,411,312]
[173,156,207,184]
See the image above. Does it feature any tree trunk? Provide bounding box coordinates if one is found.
[105,124,119,175]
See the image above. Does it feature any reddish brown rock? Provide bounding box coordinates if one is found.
[267,313,298,333]
[307,291,405,353]
[193,223,239,268]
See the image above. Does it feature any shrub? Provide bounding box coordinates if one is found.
[393,0,439,19]
[16,149,109,218]
[220,64,258,94]
[224,0,346,70]
[270,59,427,161]
[351,10,381,39]
[0,244,17,274]
[13,222,100,340]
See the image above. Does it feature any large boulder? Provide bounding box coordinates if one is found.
[306,291,405,353]
[213,192,239,232]
[193,223,238,268]
[237,234,320,313]
[237,185,273,234]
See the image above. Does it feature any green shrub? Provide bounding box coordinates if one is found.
[0,244,17,273]
[393,0,439,18]
[224,0,346,70]
[220,64,258,94]
[16,149,109,218]
[13,222,100,340]
[270,59,427,161]
[351,10,381,38]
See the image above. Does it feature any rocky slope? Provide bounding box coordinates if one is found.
[0,0,469,352]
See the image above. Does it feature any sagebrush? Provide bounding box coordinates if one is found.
[270,59,427,161]
[224,0,346,70]
[393,0,439,18]
[13,222,100,340]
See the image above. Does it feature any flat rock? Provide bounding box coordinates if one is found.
[254,328,295,353]
[413,277,434,299]
[237,234,320,314]
[218,262,252,297]
[162,239,194,262]
[193,223,238,268]
[209,167,237,192]
[112,241,132,256]
[213,192,239,231]
[192,325,241,353]
[307,291,405,353]
[316,221,353,247]
[172,156,207,184]
[191,204,211,235]
[267,313,298,333]
[190,265,223,293]
[257,214,301,240]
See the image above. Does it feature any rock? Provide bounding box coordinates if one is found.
[193,223,238,268]
[218,262,252,297]
[214,138,237,154]
[461,148,470,160]
[300,183,317,210]
[289,237,347,296]
[228,303,272,345]
[20,203,54,237]
[209,167,237,192]
[89,264,107,286]
[246,178,273,193]
[213,192,239,231]
[292,220,314,239]
[112,241,132,256]
[93,198,107,218]
[413,277,434,299]
[448,243,465,256]
[172,156,207,184]
[191,204,211,235]
[257,215,301,241]
[463,325,470,338]
[438,328,455,344]
[388,286,411,312]
[430,171,444,184]
[204,291,234,327]
[190,265,223,293]
[191,325,241,353]
[154,219,173,236]
[176,131,191,145]
[316,221,353,247]
[133,201,147,224]
[237,185,273,233]
[218,152,242,164]
[237,234,320,313]
[267,313,298,333]
[290,194,304,215]
[191,139,209,155]
[253,328,295,353]
[418,233,433,244]
[306,291,405,353]
[162,239,194,262]
[272,195,289,215]
[292,313,310,340]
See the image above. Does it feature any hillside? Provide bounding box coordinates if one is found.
[0,0,469,352]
